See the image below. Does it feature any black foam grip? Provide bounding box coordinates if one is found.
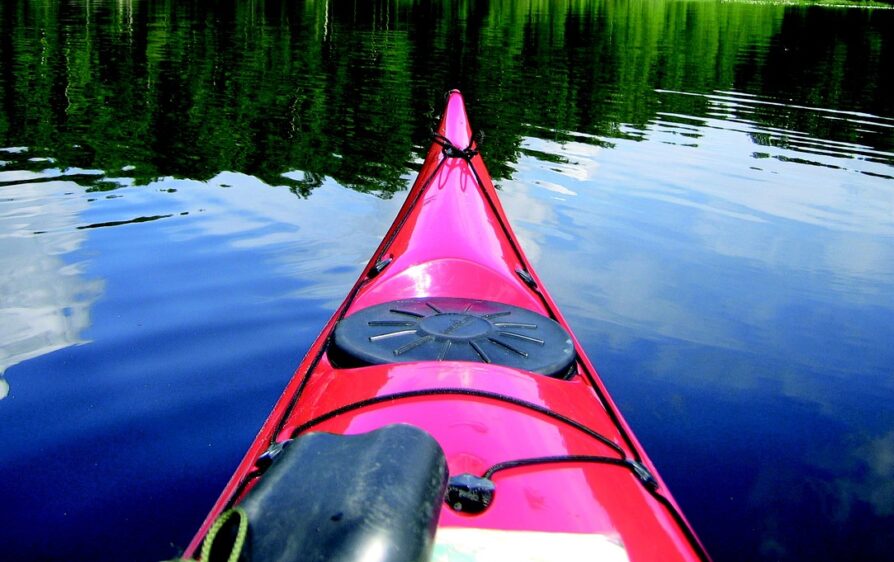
[234,424,448,562]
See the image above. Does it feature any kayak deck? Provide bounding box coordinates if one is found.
[185,91,707,561]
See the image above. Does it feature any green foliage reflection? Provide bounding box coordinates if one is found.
[0,0,891,194]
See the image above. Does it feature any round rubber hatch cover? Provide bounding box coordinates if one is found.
[330,298,576,378]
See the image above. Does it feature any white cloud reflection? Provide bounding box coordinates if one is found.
[0,181,104,396]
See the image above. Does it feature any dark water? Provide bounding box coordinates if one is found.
[1,1,893,560]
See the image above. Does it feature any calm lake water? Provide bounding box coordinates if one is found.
[1,0,893,560]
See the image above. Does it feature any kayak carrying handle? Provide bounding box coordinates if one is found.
[432,132,481,161]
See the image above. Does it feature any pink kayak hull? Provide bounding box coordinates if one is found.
[185,91,708,561]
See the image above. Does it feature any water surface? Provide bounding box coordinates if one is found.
[1,1,893,560]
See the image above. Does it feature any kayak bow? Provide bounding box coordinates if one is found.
[184,91,709,562]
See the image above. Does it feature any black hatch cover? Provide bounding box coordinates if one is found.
[329,297,576,378]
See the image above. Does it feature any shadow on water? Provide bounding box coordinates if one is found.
[1,1,893,561]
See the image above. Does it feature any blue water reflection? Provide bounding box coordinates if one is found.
[0,167,405,558]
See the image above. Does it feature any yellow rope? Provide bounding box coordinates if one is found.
[199,507,248,562]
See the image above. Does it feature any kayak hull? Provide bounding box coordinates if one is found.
[185,91,707,561]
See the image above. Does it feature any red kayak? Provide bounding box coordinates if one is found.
[184,91,709,562]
